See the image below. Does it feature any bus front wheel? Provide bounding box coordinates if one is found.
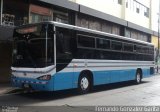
[78,74,91,94]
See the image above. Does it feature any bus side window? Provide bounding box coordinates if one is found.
[56,29,73,60]
[56,32,64,53]
[134,45,137,52]
[70,37,77,55]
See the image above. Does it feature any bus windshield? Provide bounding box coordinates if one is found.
[12,24,54,68]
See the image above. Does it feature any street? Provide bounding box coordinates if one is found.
[0,75,160,107]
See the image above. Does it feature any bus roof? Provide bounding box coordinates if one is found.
[16,21,154,46]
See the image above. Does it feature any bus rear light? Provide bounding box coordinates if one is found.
[37,75,51,80]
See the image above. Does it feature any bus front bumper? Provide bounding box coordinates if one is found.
[11,77,54,91]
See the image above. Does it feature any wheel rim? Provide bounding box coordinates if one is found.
[80,77,89,90]
[137,73,141,83]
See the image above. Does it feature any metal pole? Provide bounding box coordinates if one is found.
[0,0,3,25]
[158,0,160,73]
[158,19,160,73]
[45,25,48,66]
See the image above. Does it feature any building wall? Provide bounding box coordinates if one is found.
[151,0,159,32]
[152,36,158,48]
[71,0,122,19]
[70,0,151,29]
[125,0,150,28]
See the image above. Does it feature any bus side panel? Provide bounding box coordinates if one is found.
[93,71,110,85]
[142,68,151,78]
[119,70,130,82]
[128,69,136,80]
[52,68,152,91]
[109,71,120,83]
[53,72,74,91]
[72,72,80,88]
[93,69,136,86]
[71,69,137,88]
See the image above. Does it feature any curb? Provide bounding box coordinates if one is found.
[5,88,24,94]
[0,87,24,95]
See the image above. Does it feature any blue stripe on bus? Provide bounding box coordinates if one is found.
[52,68,152,91]
[52,72,74,91]
[12,68,152,91]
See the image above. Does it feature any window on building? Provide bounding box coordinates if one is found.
[118,0,122,5]
[126,28,150,42]
[125,29,131,38]
[142,35,148,42]
[102,22,112,33]
[80,18,89,28]
[126,2,128,8]
[29,4,52,23]
[136,8,140,13]
[53,10,69,24]
[112,25,120,35]
[131,31,138,40]
[138,33,143,41]
[89,20,101,31]
[77,15,121,36]
[30,13,51,23]
[136,3,140,13]
[144,8,149,18]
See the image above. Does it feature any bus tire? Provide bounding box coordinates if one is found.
[78,73,91,94]
[135,70,142,84]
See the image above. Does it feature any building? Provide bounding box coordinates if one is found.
[70,0,160,43]
[0,0,159,82]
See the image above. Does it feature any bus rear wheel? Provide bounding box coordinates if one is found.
[78,74,91,94]
[135,71,142,84]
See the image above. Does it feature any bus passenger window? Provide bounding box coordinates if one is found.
[78,35,95,48]
[97,38,110,49]
[123,43,133,52]
[111,41,122,51]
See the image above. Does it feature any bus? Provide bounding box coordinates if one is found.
[11,21,155,93]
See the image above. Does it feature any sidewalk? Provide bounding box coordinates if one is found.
[0,83,14,95]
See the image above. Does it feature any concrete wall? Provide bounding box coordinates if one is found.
[0,41,12,83]
[0,26,14,83]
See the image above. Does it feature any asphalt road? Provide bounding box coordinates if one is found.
[0,75,160,112]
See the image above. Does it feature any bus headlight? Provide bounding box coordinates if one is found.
[37,75,51,80]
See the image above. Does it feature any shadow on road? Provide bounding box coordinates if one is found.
[0,80,150,106]
[16,80,150,100]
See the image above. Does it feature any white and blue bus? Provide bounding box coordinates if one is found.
[11,21,155,93]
